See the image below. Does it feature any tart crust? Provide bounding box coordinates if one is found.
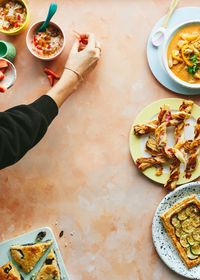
[161,195,200,268]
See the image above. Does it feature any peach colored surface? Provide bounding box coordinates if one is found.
[0,0,200,279]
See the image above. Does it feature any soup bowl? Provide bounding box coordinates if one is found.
[163,20,200,89]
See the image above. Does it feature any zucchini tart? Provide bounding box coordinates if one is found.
[0,261,22,280]
[10,240,53,273]
[35,249,61,280]
[161,195,200,268]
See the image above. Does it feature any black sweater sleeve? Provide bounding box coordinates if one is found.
[0,95,58,169]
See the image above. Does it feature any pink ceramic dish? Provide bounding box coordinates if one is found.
[26,21,65,61]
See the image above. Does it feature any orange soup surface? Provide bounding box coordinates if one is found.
[167,24,200,84]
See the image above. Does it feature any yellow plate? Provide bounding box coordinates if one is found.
[0,0,30,35]
[129,98,200,185]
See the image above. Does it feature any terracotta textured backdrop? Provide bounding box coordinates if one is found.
[0,0,200,279]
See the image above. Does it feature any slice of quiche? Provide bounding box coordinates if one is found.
[0,261,22,280]
[10,240,53,273]
[161,195,200,268]
[35,248,61,280]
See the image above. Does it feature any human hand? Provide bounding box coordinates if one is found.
[47,33,101,108]
[64,32,101,80]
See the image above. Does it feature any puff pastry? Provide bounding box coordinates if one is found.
[161,195,200,268]
[0,261,21,280]
[10,240,53,273]
[133,100,200,190]
[36,248,61,280]
[185,118,200,179]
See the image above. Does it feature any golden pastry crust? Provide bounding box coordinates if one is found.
[179,100,194,114]
[161,195,200,268]
[185,118,200,179]
[0,262,21,280]
[133,100,199,191]
[134,120,158,136]
[36,249,61,280]
[164,159,180,191]
[10,240,53,273]
[136,155,167,171]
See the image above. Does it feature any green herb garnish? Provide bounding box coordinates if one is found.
[188,64,199,75]
[190,54,198,63]
[187,54,200,75]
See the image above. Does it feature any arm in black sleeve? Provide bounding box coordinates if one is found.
[0,95,58,169]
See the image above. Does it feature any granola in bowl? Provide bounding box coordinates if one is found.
[29,23,64,59]
[0,0,27,32]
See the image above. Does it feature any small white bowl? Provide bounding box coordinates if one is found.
[26,21,65,61]
[163,20,200,89]
[0,58,16,89]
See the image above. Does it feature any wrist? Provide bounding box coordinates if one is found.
[47,70,80,108]
[62,68,79,86]
[64,67,84,82]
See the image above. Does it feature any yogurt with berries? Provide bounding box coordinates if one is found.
[0,1,26,32]
[31,24,64,59]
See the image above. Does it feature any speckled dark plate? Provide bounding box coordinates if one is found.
[152,182,200,279]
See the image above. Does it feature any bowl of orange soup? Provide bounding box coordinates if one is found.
[163,20,200,88]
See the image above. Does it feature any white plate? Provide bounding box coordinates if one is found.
[147,7,200,95]
[0,227,70,280]
[152,182,200,279]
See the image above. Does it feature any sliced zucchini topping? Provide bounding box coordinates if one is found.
[170,203,200,259]
[171,215,181,228]
[180,234,190,248]
[193,228,200,242]
[182,218,195,233]
[187,234,197,246]
[191,244,200,256]
[185,204,199,217]
[177,209,188,221]
[192,216,200,228]
[187,247,199,260]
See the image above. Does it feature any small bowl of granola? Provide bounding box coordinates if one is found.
[0,0,30,35]
[26,21,65,61]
